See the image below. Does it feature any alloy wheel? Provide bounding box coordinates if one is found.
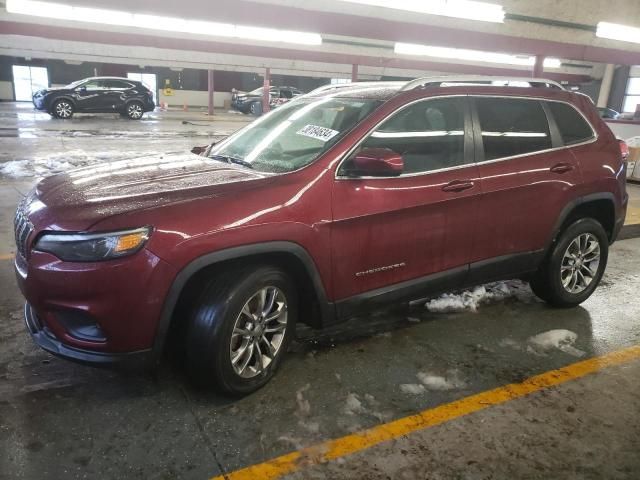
[55,102,72,118]
[128,103,143,119]
[229,286,288,379]
[560,233,601,294]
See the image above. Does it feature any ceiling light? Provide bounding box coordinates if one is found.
[395,43,561,69]
[6,0,322,45]
[337,0,505,23]
[596,21,640,44]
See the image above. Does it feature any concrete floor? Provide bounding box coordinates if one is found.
[1,101,640,479]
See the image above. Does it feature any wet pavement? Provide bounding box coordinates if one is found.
[1,101,640,479]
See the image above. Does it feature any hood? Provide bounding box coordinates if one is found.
[28,152,270,230]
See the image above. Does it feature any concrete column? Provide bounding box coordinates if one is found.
[262,68,271,114]
[532,55,545,78]
[207,69,214,116]
[352,64,358,83]
[597,64,616,108]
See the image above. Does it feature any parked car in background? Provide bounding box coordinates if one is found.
[231,86,304,115]
[16,76,627,395]
[597,107,620,119]
[32,76,155,119]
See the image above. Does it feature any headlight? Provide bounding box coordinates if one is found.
[34,227,151,262]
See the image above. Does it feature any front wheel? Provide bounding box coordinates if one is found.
[126,101,144,120]
[530,218,608,307]
[185,266,296,395]
[249,101,263,116]
[52,99,74,119]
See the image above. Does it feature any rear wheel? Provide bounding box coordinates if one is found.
[52,99,74,119]
[185,265,296,395]
[530,218,608,307]
[126,101,144,120]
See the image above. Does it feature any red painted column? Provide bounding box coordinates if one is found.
[207,69,214,116]
[351,64,358,83]
[532,55,545,77]
[262,67,271,114]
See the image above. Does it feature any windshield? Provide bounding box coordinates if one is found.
[209,97,381,173]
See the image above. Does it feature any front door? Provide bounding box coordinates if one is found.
[331,96,480,307]
[74,79,110,111]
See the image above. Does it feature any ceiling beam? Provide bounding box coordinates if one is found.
[58,0,640,65]
[0,21,592,83]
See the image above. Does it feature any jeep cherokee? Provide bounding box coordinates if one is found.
[14,76,628,395]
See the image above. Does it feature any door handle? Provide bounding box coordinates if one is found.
[442,180,475,192]
[550,163,575,174]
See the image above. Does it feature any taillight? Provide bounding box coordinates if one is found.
[619,139,630,160]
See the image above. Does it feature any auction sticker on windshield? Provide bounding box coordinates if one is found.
[297,125,340,142]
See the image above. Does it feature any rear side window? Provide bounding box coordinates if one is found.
[356,97,468,174]
[475,97,552,161]
[546,101,594,145]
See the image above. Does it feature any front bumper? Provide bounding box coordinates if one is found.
[24,303,153,368]
[15,248,177,364]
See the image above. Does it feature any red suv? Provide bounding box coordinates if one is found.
[14,76,628,394]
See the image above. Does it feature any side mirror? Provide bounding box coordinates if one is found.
[191,144,211,156]
[351,148,403,177]
[75,86,87,92]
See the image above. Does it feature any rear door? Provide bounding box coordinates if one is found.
[103,79,134,110]
[331,96,480,304]
[469,96,583,281]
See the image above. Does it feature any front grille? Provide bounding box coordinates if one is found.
[14,201,34,259]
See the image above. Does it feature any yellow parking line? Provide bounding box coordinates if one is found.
[212,345,640,480]
[0,254,13,260]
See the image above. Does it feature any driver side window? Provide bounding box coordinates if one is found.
[83,80,105,91]
[341,97,469,176]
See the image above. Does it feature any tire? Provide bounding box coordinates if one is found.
[52,99,74,119]
[126,101,145,120]
[249,101,263,116]
[185,265,297,395]
[530,218,608,308]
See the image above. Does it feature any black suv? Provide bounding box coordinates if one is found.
[32,77,156,119]
[231,86,304,115]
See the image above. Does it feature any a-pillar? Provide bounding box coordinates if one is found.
[262,68,271,114]
[351,64,358,83]
[532,55,545,78]
[597,64,616,108]
[207,69,214,116]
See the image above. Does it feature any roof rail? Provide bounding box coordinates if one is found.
[402,75,565,91]
[307,81,405,96]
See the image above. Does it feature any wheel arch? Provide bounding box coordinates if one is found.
[49,95,76,111]
[546,193,616,255]
[151,241,334,361]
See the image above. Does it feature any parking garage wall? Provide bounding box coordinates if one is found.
[0,55,332,101]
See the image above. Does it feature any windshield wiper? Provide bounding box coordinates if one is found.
[209,154,253,169]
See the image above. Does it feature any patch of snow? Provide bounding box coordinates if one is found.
[400,384,426,395]
[425,280,533,313]
[406,317,421,323]
[417,371,466,390]
[295,384,311,417]
[343,393,365,415]
[1,149,168,178]
[527,329,585,357]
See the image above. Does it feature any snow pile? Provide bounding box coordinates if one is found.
[0,150,166,178]
[400,384,426,395]
[416,372,466,390]
[400,370,466,395]
[526,329,585,357]
[425,280,533,313]
[343,393,365,415]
